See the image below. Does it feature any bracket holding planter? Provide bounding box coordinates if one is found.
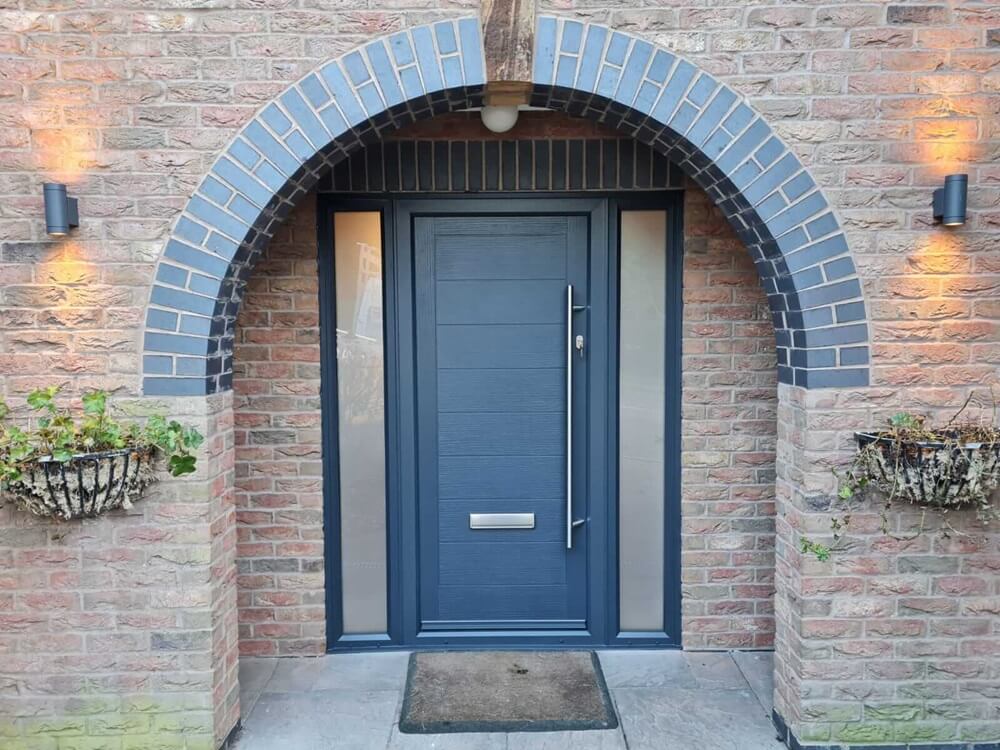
[0,387,202,522]
[7,448,155,521]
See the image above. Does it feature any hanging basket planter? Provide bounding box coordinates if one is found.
[800,406,1000,561]
[1,386,203,522]
[5,447,156,521]
[853,430,1000,511]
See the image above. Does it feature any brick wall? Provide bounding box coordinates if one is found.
[775,386,1000,747]
[0,393,237,749]
[233,199,326,658]
[681,186,777,649]
[231,117,778,653]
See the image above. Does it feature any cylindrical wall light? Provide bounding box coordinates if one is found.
[43,182,79,236]
[932,174,968,227]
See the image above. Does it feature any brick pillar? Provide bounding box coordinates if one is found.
[774,383,1000,747]
[0,393,239,750]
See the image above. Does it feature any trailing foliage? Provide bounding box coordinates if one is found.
[0,386,203,519]
[802,401,1000,560]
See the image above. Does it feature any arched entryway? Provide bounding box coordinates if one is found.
[137,13,872,747]
[141,15,869,396]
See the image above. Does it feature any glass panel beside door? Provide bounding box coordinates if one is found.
[614,204,682,644]
[324,210,389,641]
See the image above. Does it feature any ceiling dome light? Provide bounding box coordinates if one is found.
[481,105,519,134]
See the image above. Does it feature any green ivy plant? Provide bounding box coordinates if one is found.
[0,386,204,485]
[802,401,1000,560]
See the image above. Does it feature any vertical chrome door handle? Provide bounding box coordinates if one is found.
[566,284,573,549]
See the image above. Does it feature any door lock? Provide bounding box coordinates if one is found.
[575,335,585,357]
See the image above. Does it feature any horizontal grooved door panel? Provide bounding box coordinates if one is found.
[437,369,564,412]
[438,413,564,456]
[438,456,564,498]
[436,280,566,324]
[437,325,564,369]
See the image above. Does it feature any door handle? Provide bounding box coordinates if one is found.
[566,286,584,548]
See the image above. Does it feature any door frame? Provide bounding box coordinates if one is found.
[318,192,683,651]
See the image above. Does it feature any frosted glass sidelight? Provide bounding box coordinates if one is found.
[618,210,667,633]
[334,212,388,635]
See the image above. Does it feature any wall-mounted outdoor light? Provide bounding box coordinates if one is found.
[43,182,79,236]
[932,174,967,227]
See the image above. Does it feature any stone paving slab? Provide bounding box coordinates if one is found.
[732,650,775,715]
[233,650,777,750]
[612,686,784,750]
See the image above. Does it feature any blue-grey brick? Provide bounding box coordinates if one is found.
[244,121,301,177]
[556,55,577,88]
[164,239,229,278]
[319,62,367,126]
[284,131,314,161]
[434,21,458,54]
[365,41,403,108]
[798,368,868,388]
[179,314,213,336]
[441,58,463,89]
[343,51,370,85]
[156,263,188,287]
[806,211,838,240]
[214,158,273,208]
[390,32,415,67]
[188,273,218,297]
[281,88,330,148]
[143,355,173,375]
[205,232,239,261]
[791,348,836,369]
[188,196,250,243]
[605,32,629,66]
[840,346,869,366]
[146,308,178,331]
[797,278,862,309]
[823,256,856,281]
[175,217,208,245]
[151,285,215,316]
[688,74,717,107]
[201,176,232,206]
[175,357,208,376]
[767,190,827,237]
[616,39,652,106]
[785,233,849,273]
[143,377,211,396]
[145,332,208,356]
[715,118,770,174]
[796,323,868,348]
[835,301,867,323]
[574,24,606,92]
[458,18,484,85]
[229,139,261,170]
[783,171,815,202]
[261,104,292,135]
[561,20,583,53]
[300,73,330,108]
[723,103,754,135]
[412,26,444,93]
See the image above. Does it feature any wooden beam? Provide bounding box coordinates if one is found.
[481,0,536,105]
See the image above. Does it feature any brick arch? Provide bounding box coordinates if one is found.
[142,15,869,395]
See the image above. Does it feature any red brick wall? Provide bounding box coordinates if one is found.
[232,128,778,653]
[232,201,325,657]
[682,186,777,648]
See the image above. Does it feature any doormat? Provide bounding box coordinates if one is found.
[399,651,618,734]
